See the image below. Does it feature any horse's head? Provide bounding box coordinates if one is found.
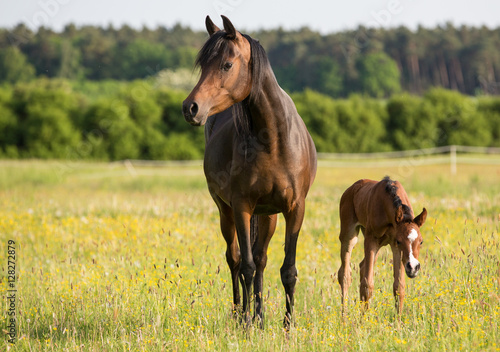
[182,15,252,126]
[393,207,427,278]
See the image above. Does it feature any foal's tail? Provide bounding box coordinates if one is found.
[250,214,258,247]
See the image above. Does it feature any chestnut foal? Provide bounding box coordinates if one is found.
[337,177,427,313]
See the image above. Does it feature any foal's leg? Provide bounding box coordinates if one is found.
[215,197,241,314]
[233,203,256,324]
[391,244,406,314]
[281,203,306,328]
[338,222,359,313]
[252,214,277,327]
[359,234,380,311]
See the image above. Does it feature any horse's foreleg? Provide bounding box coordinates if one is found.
[218,204,241,316]
[233,205,256,325]
[252,214,277,328]
[338,224,359,314]
[281,203,306,329]
[391,244,406,314]
[359,235,379,311]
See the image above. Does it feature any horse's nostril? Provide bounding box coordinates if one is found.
[189,102,198,117]
[182,101,198,120]
[405,261,420,273]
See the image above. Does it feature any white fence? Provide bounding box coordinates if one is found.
[117,145,500,176]
[318,145,500,174]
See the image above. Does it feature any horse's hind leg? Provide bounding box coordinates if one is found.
[252,214,277,328]
[215,198,241,316]
[281,203,306,328]
[337,223,359,312]
[337,189,360,313]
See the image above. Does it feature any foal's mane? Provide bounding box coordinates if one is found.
[195,31,273,135]
[383,176,413,221]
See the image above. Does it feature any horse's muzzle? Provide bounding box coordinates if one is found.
[405,261,420,278]
[182,100,202,125]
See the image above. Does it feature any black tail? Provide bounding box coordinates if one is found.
[250,214,258,247]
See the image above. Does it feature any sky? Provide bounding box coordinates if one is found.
[1,0,499,34]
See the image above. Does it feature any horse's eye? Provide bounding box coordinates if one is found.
[222,62,233,71]
[396,240,401,246]
[420,240,424,245]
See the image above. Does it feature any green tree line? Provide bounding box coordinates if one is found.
[1,23,500,97]
[0,79,204,160]
[1,79,499,160]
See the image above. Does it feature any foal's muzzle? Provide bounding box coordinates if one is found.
[405,261,420,278]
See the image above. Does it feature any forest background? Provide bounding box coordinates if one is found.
[1,23,499,160]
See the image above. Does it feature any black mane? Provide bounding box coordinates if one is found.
[195,31,273,135]
[383,176,412,221]
[195,31,230,69]
[241,33,270,102]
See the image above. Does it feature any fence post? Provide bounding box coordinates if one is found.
[450,145,457,175]
[124,159,138,177]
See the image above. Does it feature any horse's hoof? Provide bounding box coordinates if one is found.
[231,305,242,321]
[239,312,252,328]
[282,312,292,330]
[253,314,264,329]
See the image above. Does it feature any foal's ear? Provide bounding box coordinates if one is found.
[221,15,237,40]
[395,206,405,224]
[205,16,220,36]
[414,208,427,227]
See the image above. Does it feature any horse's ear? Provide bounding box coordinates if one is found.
[221,15,237,40]
[205,16,220,36]
[414,208,427,227]
[395,206,404,224]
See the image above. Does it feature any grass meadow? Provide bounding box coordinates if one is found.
[1,158,499,351]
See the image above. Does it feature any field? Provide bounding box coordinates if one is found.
[1,159,499,351]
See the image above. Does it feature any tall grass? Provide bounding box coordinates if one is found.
[1,160,499,351]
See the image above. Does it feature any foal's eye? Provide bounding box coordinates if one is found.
[222,62,233,71]
[396,240,401,246]
[420,240,424,245]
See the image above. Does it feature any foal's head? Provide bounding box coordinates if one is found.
[182,16,252,126]
[393,207,427,278]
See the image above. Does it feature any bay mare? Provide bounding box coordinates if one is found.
[182,16,317,327]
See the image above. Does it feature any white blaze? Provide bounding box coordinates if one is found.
[408,228,418,242]
[407,229,420,270]
[408,252,419,269]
